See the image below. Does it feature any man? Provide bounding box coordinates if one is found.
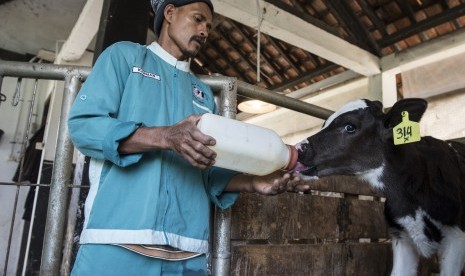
[69,0,308,275]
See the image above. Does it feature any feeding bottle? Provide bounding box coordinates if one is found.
[197,113,298,176]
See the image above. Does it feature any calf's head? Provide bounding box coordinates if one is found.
[295,98,427,180]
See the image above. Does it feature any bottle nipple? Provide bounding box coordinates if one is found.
[283,145,298,171]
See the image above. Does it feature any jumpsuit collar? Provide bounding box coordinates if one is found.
[148,42,191,72]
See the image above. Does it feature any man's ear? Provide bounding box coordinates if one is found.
[164,4,176,24]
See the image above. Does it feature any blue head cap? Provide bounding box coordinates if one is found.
[150,0,214,36]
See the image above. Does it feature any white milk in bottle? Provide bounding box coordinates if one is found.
[197,113,297,176]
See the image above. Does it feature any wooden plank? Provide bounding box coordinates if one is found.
[345,199,388,239]
[231,193,388,241]
[231,244,442,275]
[230,243,394,276]
[304,175,384,197]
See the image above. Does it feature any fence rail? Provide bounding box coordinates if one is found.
[1,60,334,276]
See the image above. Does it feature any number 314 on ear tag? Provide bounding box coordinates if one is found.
[393,111,421,145]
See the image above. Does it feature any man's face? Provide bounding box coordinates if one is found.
[165,2,213,60]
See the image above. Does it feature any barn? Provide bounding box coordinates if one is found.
[1,0,465,275]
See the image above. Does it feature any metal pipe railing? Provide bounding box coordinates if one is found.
[199,74,333,276]
[40,75,82,276]
[198,74,237,118]
[201,75,237,276]
[236,79,333,120]
[0,60,89,276]
[61,152,85,276]
[1,61,333,276]
[0,60,91,81]
[199,75,334,120]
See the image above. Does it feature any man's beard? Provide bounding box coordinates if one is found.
[183,49,199,59]
[183,35,206,58]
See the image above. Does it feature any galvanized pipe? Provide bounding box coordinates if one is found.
[211,208,232,276]
[0,62,332,276]
[0,60,89,276]
[61,152,86,276]
[199,75,334,120]
[201,75,237,276]
[39,75,82,276]
[199,75,333,276]
[0,60,91,81]
[198,75,237,118]
[236,79,333,119]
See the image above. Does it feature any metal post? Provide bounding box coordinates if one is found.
[0,61,331,276]
[212,208,232,276]
[0,60,90,275]
[199,75,237,119]
[198,74,333,276]
[40,75,82,276]
[61,152,86,276]
[200,75,237,276]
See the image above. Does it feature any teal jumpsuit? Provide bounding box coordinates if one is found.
[68,41,238,275]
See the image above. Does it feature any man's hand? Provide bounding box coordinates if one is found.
[251,171,310,195]
[226,171,310,195]
[161,115,217,169]
[118,115,217,169]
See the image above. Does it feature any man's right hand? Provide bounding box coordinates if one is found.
[118,115,217,169]
[162,115,217,169]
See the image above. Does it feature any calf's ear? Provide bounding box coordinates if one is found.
[367,100,384,117]
[383,98,427,128]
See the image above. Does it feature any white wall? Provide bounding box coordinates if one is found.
[0,52,93,275]
[243,77,465,145]
[243,77,371,144]
[0,76,50,275]
[420,89,465,140]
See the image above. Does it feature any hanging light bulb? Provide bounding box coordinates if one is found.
[237,100,276,114]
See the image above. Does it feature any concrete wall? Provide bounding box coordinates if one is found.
[243,78,465,145]
[0,51,92,275]
[0,76,50,275]
[243,77,371,144]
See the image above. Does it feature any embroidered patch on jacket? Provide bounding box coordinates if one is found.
[132,66,160,80]
[193,87,205,102]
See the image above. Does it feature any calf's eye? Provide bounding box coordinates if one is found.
[344,124,356,133]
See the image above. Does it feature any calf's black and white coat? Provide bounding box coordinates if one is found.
[296,98,465,276]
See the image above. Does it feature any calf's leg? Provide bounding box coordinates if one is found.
[390,232,419,276]
[438,227,465,276]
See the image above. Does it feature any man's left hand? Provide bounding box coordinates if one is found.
[251,171,310,195]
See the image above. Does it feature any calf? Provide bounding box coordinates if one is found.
[295,98,465,276]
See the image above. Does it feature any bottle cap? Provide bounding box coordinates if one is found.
[283,145,298,171]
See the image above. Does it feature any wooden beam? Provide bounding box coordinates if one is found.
[57,0,104,62]
[211,0,380,76]
[382,28,465,74]
[379,4,465,47]
[269,63,340,91]
[325,0,381,55]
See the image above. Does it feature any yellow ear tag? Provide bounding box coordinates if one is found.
[393,111,421,145]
